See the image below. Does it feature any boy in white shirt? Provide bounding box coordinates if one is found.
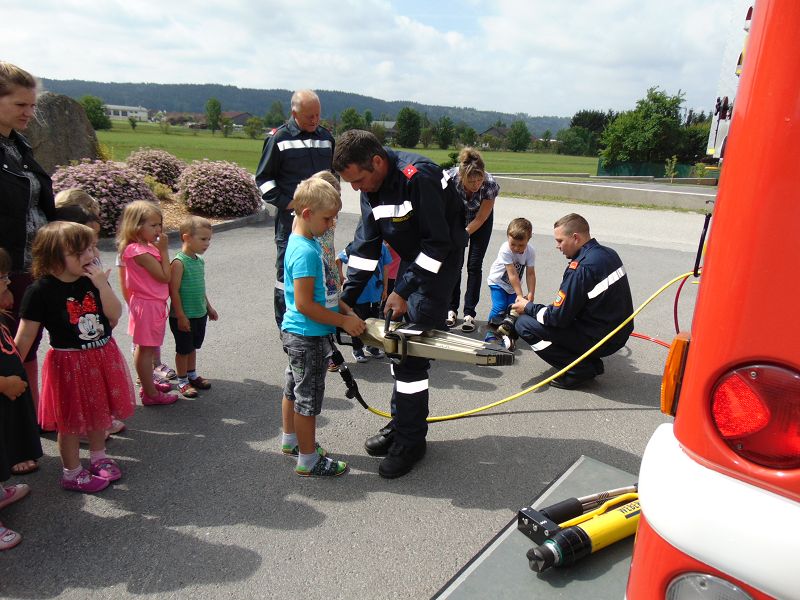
[484,218,536,348]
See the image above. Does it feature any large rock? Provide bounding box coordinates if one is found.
[24,92,99,175]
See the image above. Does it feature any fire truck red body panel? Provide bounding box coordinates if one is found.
[627,1,800,598]
[673,0,800,500]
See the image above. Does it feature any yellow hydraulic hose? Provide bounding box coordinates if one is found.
[362,271,696,423]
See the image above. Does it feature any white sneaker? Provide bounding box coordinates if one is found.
[365,346,385,358]
[352,349,369,363]
[446,310,457,328]
[461,315,476,332]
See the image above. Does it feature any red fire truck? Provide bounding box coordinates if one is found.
[626,1,800,598]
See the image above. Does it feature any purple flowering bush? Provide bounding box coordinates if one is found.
[127,148,186,190]
[52,160,157,236]
[177,160,261,217]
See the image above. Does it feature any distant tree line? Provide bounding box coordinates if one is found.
[42,78,569,138]
[78,83,711,165]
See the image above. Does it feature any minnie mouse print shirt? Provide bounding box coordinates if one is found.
[20,276,112,350]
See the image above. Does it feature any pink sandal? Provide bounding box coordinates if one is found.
[0,522,22,550]
[61,469,109,493]
[139,388,178,406]
[107,419,127,435]
[0,484,29,510]
[90,458,122,482]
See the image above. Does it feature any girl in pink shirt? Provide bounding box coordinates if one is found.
[117,201,178,406]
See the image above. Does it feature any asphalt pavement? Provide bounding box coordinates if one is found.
[0,191,704,599]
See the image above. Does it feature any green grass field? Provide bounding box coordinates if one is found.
[97,121,598,174]
[97,121,263,170]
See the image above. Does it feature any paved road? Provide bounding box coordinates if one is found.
[0,193,704,599]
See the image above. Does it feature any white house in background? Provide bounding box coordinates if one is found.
[105,104,149,121]
[371,120,397,142]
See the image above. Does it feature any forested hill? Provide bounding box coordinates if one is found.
[40,79,570,136]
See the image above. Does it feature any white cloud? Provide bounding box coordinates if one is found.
[5,0,738,116]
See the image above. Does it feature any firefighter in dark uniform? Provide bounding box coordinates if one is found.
[512,213,633,389]
[255,89,335,329]
[333,130,467,479]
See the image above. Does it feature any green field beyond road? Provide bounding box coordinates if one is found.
[97,121,599,174]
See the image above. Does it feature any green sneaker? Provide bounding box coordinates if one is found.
[295,456,348,477]
[282,441,327,457]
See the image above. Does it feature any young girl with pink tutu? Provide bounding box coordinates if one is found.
[14,222,135,493]
[117,201,178,406]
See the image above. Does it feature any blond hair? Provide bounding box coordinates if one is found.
[293,178,341,214]
[0,62,38,97]
[458,147,486,183]
[32,222,96,278]
[311,170,341,193]
[507,217,533,241]
[54,188,101,217]
[116,200,163,253]
[179,215,213,237]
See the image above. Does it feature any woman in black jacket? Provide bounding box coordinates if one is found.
[0,62,54,475]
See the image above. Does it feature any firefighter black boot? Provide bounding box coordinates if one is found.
[364,424,395,457]
[378,440,427,479]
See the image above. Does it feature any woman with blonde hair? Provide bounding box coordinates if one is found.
[0,62,54,474]
[445,147,500,333]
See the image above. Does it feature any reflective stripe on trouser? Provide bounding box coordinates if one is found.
[390,356,431,446]
[385,275,455,446]
[514,314,628,379]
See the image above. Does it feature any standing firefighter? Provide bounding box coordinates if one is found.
[255,89,335,330]
[334,130,467,479]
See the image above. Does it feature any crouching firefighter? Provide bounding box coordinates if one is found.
[333,130,467,479]
[512,213,634,390]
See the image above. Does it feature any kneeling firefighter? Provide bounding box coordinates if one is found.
[512,213,633,390]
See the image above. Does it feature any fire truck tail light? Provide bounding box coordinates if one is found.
[711,375,770,437]
[666,573,753,600]
[711,365,800,469]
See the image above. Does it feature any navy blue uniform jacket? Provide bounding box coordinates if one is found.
[341,149,467,307]
[524,238,634,342]
[254,119,335,230]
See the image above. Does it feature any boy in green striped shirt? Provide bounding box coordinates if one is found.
[169,216,218,398]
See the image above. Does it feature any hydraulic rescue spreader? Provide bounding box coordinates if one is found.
[517,486,641,573]
[330,313,515,412]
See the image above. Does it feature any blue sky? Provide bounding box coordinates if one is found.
[5,0,744,117]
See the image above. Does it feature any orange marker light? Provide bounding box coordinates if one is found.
[660,332,690,417]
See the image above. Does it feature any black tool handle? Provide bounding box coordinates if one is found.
[384,308,394,334]
[540,498,584,525]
